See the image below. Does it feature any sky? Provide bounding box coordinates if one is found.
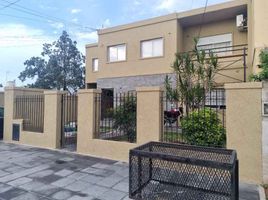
[0,0,230,89]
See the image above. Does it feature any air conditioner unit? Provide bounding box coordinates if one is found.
[236,14,248,32]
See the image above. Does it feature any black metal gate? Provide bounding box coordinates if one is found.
[0,117,3,140]
[161,88,226,148]
[61,94,78,150]
[0,107,4,140]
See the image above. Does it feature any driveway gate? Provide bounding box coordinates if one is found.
[61,94,78,149]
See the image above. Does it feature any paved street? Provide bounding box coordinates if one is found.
[0,142,261,200]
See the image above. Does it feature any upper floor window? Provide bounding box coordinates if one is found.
[197,33,232,56]
[108,44,126,62]
[92,58,99,72]
[141,38,163,58]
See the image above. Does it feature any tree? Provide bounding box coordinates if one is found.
[250,48,268,81]
[165,39,226,147]
[19,31,85,93]
[165,38,218,114]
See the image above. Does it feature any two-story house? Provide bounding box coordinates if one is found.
[85,0,268,96]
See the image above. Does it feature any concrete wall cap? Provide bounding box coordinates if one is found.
[4,87,45,92]
[136,86,164,92]
[224,82,263,90]
[44,90,67,95]
[78,89,102,94]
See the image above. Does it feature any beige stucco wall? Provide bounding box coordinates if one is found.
[86,15,178,83]
[77,87,163,162]
[86,17,247,85]
[183,19,248,84]
[4,87,63,149]
[85,1,252,86]
[261,83,268,184]
[251,0,268,74]
[182,19,247,52]
[225,82,263,184]
[0,92,4,108]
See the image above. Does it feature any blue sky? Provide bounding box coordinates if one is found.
[0,0,230,88]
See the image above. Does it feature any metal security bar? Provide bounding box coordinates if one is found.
[186,44,248,83]
[161,88,226,147]
[94,92,137,143]
[61,94,78,149]
[129,142,239,200]
[14,95,44,132]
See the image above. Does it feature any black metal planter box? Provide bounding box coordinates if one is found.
[129,142,239,200]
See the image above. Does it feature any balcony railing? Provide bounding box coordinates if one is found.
[183,44,248,83]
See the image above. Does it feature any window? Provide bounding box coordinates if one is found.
[108,44,126,62]
[141,38,163,58]
[197,33,232,56]
[92,58,99,72]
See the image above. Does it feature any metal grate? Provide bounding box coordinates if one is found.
[14,95,44,133]
[161,88,226,147]
[61,94,78,149]
[129,142,239,200]
[94,91,137,143]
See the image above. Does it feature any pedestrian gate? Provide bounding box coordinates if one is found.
[61,94,78,150]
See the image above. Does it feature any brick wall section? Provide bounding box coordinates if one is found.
[97,73,176,93]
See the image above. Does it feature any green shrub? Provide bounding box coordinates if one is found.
[250,48,268,81]
[181,108,226,147]
[113,96,136,143]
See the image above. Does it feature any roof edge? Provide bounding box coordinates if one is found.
[86,43,98,48]
[97,0,248,35]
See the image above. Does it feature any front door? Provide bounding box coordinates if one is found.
[101,89,114,120]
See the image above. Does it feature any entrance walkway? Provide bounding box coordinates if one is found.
[0,142,261,200]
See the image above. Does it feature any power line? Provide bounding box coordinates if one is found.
[0,0,98,31]
[0,0,20,10]
[0,13,51,23]
[198,0,209,38]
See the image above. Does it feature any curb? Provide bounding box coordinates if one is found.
[259,186,266,200]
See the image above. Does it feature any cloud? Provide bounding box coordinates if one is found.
[50,22,65,29]
[103,19,111,27]
[155,0,182,11]
[71,18,78,23]
[0,23,52,48]
[75,31,98,41]
[71,9,82,14]
[0,23,55,86]
[133,0,141,6]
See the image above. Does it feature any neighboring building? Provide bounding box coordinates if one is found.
[86,0,268,94]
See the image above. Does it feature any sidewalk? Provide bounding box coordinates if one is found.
[0,142,261,200]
